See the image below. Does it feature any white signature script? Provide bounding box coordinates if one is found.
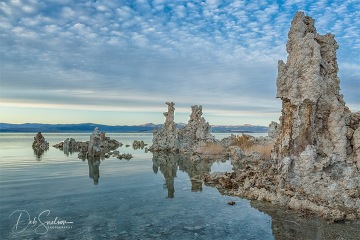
[9,210,73,234]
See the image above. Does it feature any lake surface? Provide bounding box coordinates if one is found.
[0,133,359,240]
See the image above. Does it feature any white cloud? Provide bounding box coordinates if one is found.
[0,0,358,124]
[22,4,35,13]
[62,6,74,18]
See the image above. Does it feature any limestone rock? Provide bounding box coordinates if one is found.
[268,121,280,139]
[132,140,146,150]
[204,12,360,221]
[178,105,216,152]
[150,102,216,152]
[87,127,102,157]
[32,132,49,151]
[87,128,120,158]
[271,11,359,220]
[274,11,348,161]
[151,102,178,151]
[53,127,120,159]
[32,132,49,157]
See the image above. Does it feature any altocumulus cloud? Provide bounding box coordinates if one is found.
[0,0,359,125]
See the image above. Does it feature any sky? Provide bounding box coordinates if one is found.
[0,0,359,126]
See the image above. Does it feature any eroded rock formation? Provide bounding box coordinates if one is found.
[151,102,178,151]
[32,132,49,150]
[177,105,215,150]
[32,132,49,158]
[204,12,360,221]
[53,127,120,159]
[272,11,359,220]
[53,138,88,156]
[87,127,102,157]
[132,140,146,150]
[151,102,216,152]
[268,121,280,139]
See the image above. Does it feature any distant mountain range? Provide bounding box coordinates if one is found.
[0,123,268,133]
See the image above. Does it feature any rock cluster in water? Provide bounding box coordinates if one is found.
[53,127,121,159]
[133,140,146,150]
[150,102,216,152]
[32,132,49,157]
[204,12,360,221]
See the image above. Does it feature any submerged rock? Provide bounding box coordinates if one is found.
[117,153,133,160]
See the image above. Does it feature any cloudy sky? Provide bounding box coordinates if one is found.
[0,0,359,126]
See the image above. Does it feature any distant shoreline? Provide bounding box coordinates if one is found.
[0,123,268,134]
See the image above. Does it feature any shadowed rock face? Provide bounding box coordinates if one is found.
[151,102,216,152]
[274,11,348,160]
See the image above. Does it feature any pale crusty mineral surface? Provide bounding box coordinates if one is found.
[150,102,216,152]
[204,11,359,221]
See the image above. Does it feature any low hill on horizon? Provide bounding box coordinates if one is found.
[0,123,268,133]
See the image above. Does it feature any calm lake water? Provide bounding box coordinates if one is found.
[0,133,359,240]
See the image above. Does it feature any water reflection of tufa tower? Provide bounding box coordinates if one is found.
[152,152,215,198]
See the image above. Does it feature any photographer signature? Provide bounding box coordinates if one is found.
[9,210,73,234]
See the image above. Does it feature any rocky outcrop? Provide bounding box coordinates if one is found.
[268,121,280,139]
[273,11,350,161]
[204,12,359,221]
[32,132,49,151]
[53,138,88,156]
[151,102,178,151]
[271,11,359,220]
[150,102,216,152]
[53,127,120,159]
[347,112,360,169]
[177,105,216,151]
[86,128,121,158]
[32,132,49,158]
[132,140,146,150]
[87,127,102,157]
